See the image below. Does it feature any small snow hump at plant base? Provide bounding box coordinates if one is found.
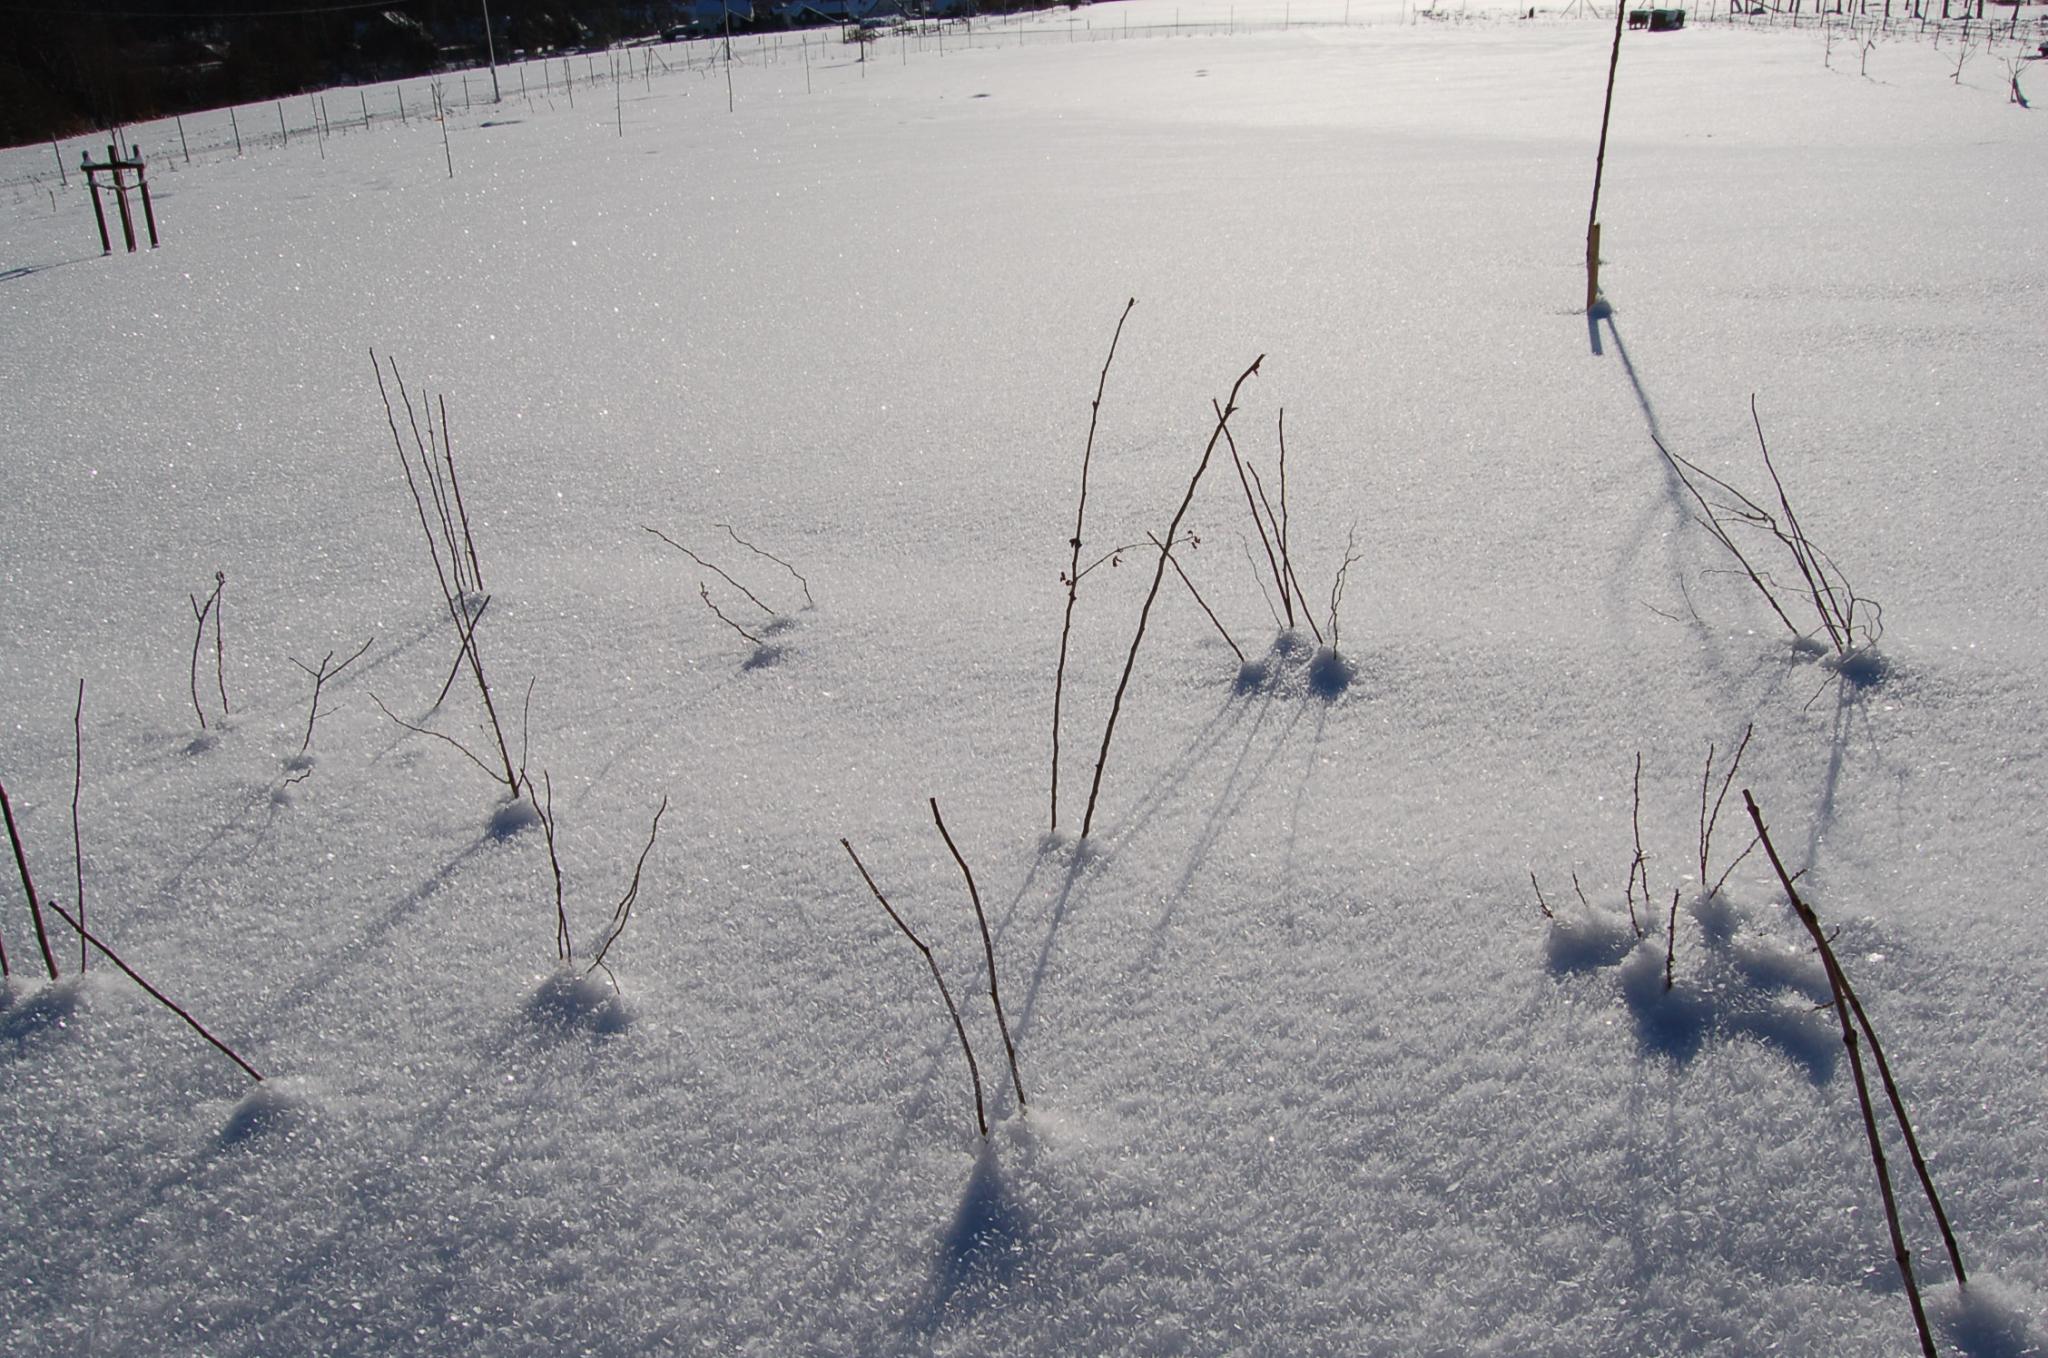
[526,968,632,1036]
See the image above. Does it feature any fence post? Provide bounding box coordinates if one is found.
[85,155,110,254]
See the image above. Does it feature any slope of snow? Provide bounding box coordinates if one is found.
[3,5,2045,1354]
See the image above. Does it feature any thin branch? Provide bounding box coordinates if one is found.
[188,578,223,731]
[1222,409,1293,629]
[73,679,86,973]
[932,798,1025,1115]
[529,771,570,964]
[1626,752,1647,937]
[586,795,669,983]
[1743,791,1941,1357]
[370,692,499,783]
[1051,297,1136,836]
[48,901,262,1082]
[1081,356,1263,838]
[1663,887,1680,991]
[434,595,493,708]
[643,526,775,616]
[1699,724,1754,890]
[440,393,486,596]
[700,584,763,646]
[1,777,60,979]
[211,571,229,717]
[1150,532,1245,664]
[290,637,374,755]
[1247,460,1322,645]
[1326,525,1363,653]
[716,523,812,610]
[841,837,988,1138]
[1530,871,1554,921]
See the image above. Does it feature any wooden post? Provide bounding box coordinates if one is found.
[108,144,137,252]
[137,160,159,248]
[84,155,111,254]
[177,114,190,163]
[277,101,288,146]
[1586,0,1629,312]
[230,105,242,155]
[53,136,68,186]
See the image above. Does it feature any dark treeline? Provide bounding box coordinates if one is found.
[0,1,692,146]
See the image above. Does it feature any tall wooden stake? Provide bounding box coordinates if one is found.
[1587,0,1629,310]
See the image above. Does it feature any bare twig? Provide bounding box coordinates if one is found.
[699,584,763,646]
[1626,752,1648,937]
[842,837,988,1138]
[1,777,60,979]
[73,679,86,973]
[1223,411,1293,630]
[1663,888,1680,991]
[529,771,570,963]
[211,571,229,717]
[1082,355,1263,839]
[47,901,262,1083]
[644,526,775,616]
[586,795,669,985]
[1698,724,1754,889]
[370,692,500,784]
[1327,525,1363,652]
[1743,791,1943,1358]
[1150,532,1244,664]
[188,574,225,730]
[1530,871,1554,921]
[717,523,812,610]
[1052,296,1137,835]
[1247,459,1321,644]
[434,595,493,707]
[932,798,1025,1114]
[290,637,375,754]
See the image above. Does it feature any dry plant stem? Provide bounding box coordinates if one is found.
[72,679,86,973]
[1530,871,1554,921]
[370,692,501,785]
[211,571,229,716]
[47,901,263,1083]
[529,771,570,963]
[699,585,763,645]
[1653,436,1805,641]
[1751,398,1849,654]
[438,393,486,595]
[1663,888,1680,991]
[1223,415,1293,629]
[716,523,813,609]
[373,353,520,790]
[291,637,375,754]
[1327,526,1363,651]
[1051,296,1136,836]
[188,575,224,730]
[841,837,989,1138]
[1246,460,1322,645]
[586,795,669,984]
[1081,356,1263,839]
[643,526,775,616]
[1276,409,1291,592]
[1,778,60,979]
[931,798,1026,1114]
[1626,753,1648,937]
[434,595,493,707]
[1149,533,1245,664]
[1698,724,1754,887]
[1743,791,1944,1357]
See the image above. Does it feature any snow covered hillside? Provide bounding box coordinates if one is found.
[3,4,2045,1353]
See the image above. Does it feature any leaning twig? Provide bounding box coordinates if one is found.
[1663,888,1680,991]
[1530,871,1554,921]
[1247,460,1322,645]
[931,798,1025,1115]
[1222,412,1293,630]
[528,771,570,964]
[1625,753,1648,937]
[699,585,763,646]
[211,572,229,717]
[434,595,493,707]
[841,837,988,1138]
[1150,532,1245,664]
[1326,525,1363,652]
[188,573,226,730]
[370,692,501,785]
[290,637,375,754]
[1052,297,1136,835]
[1698,724,1753,888]
[1081,356,1263,838]
[717,523,813,610]
[1,777,60,979]
[586,795,669,986]
[47,901,262,1083]
[644,526,775,616]
[72,680,86,973]
[1743,791,1951,1358]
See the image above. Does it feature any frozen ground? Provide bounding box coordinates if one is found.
[3,3,2046,1353]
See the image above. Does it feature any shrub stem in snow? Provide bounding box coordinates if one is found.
[1,777,59,979]
[1051,296,1136,835]
[48,901,262,1083]
[1082,355,1263,839]
[931,798,1025,1116]
[1744,790,1965,1358]
[841,837,989,1139]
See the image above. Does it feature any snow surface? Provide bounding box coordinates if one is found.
[3,3,2047,1353]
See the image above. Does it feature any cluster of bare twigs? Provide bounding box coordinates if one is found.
[290,638,374,760]
[842,799,1026,1139]
[1533,728,1756,992]
[370,351,525,798]
[644,522,811,649]
[188,570,229,730]
[1744,791,1966,1358]
[1655,398,1881,661]
[527,772,669,990]
[3,688,261,1082]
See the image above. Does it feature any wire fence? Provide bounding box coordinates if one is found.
[4,1,2042,201]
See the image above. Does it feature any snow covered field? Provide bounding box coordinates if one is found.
[3,3,2046,1353]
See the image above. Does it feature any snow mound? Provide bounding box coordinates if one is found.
[219,1080,314,1145]
[0,977,86,1051]
[525,968,632,1036]
[488,797,541,840]
[1930,1276,2048,1358]
[1236,630,1355,699]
